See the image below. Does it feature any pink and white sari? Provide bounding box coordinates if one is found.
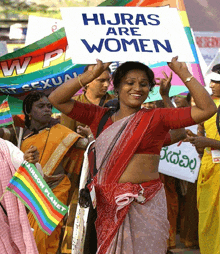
[88,109,169,254]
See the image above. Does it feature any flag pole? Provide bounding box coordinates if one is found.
[12,122,18,143]
[6,96,18,143]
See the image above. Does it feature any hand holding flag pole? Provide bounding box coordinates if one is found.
[4,161,68,235]
[0,96,18,142]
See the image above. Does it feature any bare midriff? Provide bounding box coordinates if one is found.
[118,154,160,184]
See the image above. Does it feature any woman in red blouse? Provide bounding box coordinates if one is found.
[49,57,216,254]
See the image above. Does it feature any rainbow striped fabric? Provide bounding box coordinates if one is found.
[176,91,189,97]
[0,97,13,127]
[7,161,68,235]
[0,28,85,96]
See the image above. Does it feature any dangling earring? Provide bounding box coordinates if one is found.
[29,115,32,120]
[114,90,118,98]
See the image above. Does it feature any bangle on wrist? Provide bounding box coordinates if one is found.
[77,74,84,87]
[185,75,194,83]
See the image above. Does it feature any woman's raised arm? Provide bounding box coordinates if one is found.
[48,60,111,115]
[168,56,217,123]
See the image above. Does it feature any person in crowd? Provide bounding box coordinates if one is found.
[49,57,216,253]
[174,92,199,249]
[173,92,191,108]
[155,93,188,250]
[154,78,192,252]
[0,138,39,254]
[185,64,220,254]
[60,64,114,135]
[142,100,157,109]
[60,64,115,253]
[0,91,87,254]
[78,73,187,254]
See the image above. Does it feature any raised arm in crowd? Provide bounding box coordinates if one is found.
[49,57,217,123]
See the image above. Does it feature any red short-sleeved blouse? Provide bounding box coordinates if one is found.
[67,101,195,155]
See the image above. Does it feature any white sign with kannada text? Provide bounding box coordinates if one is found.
[159,125,200,183]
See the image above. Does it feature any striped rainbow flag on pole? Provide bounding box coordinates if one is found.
[0,97,13,127]
[6,161,68,235]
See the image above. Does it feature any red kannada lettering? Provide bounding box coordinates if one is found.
[196,36,220,48]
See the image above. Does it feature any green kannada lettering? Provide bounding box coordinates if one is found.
[189,158,197,172]
[166,151,172,162]
[160,147,168,160]
[160,148,197,170]
[170,150,181,164]
[179,155,189,168]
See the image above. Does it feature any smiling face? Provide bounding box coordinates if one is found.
[30,96,52,127]
[117,69,150,111]
[210,80,220,97]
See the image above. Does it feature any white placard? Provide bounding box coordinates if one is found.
[0,41,8,57]
[25,16,63,46]
[159,125,200,183]
[61,7,195,64]
[194,31,220,66]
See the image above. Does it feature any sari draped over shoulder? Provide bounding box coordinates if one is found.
[197,100,220,254]
[20,124,84,254]
[88,109,169,254]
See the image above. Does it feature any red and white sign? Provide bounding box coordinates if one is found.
[194,31,220,66]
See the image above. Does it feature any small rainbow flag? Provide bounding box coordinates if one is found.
[176,91,189,98]
[6,161,68,235]
[0,97,13,127]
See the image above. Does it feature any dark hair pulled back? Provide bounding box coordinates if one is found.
[112,61,156,92]
[23,91,47,128]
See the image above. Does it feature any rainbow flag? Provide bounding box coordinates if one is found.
[176,91,189,97]
[0,97,13,127]
[6,161,68,235]
[0,28,85,96]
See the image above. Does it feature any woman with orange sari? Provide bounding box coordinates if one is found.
[0,91,87,254]
[49,57,216,253]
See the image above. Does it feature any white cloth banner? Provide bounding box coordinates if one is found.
[61,7,195,64]
[25,16,64,46]
[159,125,200,183]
